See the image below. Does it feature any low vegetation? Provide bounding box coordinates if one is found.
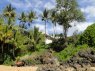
[54,44,89,61]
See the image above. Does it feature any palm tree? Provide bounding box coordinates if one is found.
[0,24,14,60]
[3,4,16,28]
[18,12,27,29]
[50,10,57,38]
[27,10,36,27]
[3,4,16,58]
[42,9,49,39]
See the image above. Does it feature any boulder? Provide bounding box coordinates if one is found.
[15,61,25,67]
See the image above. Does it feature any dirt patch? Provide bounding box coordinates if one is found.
[0,65,38,71]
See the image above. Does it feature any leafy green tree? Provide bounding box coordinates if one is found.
[56,0,85,46]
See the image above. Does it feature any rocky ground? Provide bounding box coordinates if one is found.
[1,48,95,71]
[37,48,95,71]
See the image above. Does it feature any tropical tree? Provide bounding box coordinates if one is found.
[27,27,45,51]
[50,9,58,38]
[42,9,49,38]
[18,12,27,29]
[56,0,85,46]
[3,4,16,29]
[0,23,15,61]
[27,10,36,27]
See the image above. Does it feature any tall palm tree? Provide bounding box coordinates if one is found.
[3,4,16,58]
[27,10,36,27]
[50,10,57,38]
[18,12,27,29]
[3,4,16,28]
[42,9,49,39]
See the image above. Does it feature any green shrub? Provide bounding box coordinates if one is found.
[54,44,89,61]
[49,38,66,52]
[3,55,14,65]
[23,58,41,66]
[16,49,47,65]
[78,23,95,46]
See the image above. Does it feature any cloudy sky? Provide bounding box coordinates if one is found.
[0,0,95,36]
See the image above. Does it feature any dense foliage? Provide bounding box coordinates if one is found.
[0,17,45,64]
[78,23,95,46]
[54,44,89,61]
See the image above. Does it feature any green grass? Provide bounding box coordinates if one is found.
[54,44,89,61]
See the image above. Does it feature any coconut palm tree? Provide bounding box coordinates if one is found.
[50,10,58,38]
[42,9,49,39]
[27,10,36,27]
[3,4,16,59]
[0,23,14,60]
[3,4,16,28]
[18,12,27,29]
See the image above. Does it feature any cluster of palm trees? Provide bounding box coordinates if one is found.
[41,0,85,46]
[41,9,57,39]
[2,4,58,41]
[3,4,36,30]
[18,11,36,29]
[2,0,85,48]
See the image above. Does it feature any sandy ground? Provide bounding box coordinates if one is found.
[0,65,38,71]
[0,65,95,71]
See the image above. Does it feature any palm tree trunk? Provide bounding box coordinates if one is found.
[12,43,15,60]
[45,21,46,37]
[45,20,46,44]
[53,24,55,38]
[1,42,4,61]
[1,43,3,54]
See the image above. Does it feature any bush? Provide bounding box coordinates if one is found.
[78,23,95,46]
[49,38,66,52]
[15,49,47,65]
[54,44,89,61]
[3,55,14,65]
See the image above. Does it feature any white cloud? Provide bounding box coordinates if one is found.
[81,6,95,19]
[68,22,93,36]
[35,0,43,8]
[47,21,93,36]
[47,24,63,35]
[44,2,55,10]
[33,21,93,36]
[7,0,32,9]
[76,22,92,31]
[80,0,95,5]
[34,23,45,33]
[50,0,56,4]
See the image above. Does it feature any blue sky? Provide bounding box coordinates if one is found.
[0,0,95,36]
